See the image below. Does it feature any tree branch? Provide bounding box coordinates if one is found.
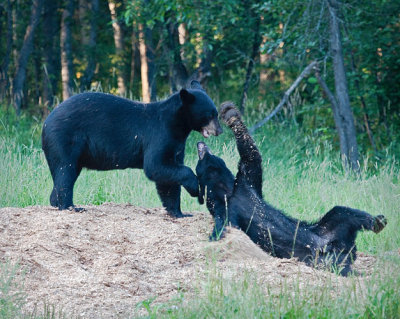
[314,65,337,110]
[249,61,317,133]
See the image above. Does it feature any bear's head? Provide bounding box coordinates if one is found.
[179,81,223,138]
[195,142,235,214]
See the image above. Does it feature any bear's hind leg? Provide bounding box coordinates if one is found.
[50,187,58,207]
[46,162,59,208]
[317,206,387,234]
[315,206,387,276]
[53,164,83,211]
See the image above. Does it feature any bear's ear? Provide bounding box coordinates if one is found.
[180,89,195,105]
[190,80,204,91]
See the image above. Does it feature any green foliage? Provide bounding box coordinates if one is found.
[1,0,399,152]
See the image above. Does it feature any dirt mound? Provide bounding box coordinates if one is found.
[0,204,377,318]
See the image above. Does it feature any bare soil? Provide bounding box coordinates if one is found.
[0,203,378,318]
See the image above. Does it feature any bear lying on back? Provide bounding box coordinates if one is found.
[196,102,387,275]
[42,81,222,217]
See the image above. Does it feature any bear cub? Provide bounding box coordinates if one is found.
[196,102,387,275]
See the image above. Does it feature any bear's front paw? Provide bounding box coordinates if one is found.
[167,210,193,218]
[184,177,199,198]
[219,101,241,124]
[209,228,225,241]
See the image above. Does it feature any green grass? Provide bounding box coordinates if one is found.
[0,262,25,318]
[0,112,399,318]
[132,258,400,319]
[0,260,67,319]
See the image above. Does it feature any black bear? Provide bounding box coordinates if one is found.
[42,81,222,217]
[195,102,387,275]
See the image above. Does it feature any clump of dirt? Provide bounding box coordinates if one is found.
[0,204,378,318]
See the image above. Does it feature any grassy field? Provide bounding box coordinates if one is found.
[0,112,399,318]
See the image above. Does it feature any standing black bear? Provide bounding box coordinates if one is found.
[196,102,387,275]
[42,81,222,217]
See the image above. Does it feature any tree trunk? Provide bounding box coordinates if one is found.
[138,23,150,102]
[12,2,20,68]
[78,0,90,47]
[190,33,212,86]
[42,0,59,109]
[0,0,13,101]
[278,70,286,84]
[239,17,262,114]
[327,0,360,172]
[130,25,137,92]
[12,0,43,115]
[33,48,41,105]
[138,15,156,102]
[145,25,156,101]
[166,20,188,92]
[108,0,126,96]
[80,0,99,91]
[178,23,188,62]
[198,42,212,84]
[60,0,74,101]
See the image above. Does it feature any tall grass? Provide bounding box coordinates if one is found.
[132,257,400,318]
[0,261,68,319]
[0,262,25,318]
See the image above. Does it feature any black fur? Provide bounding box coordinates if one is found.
[42,82,222,217]
[196,102,387,275]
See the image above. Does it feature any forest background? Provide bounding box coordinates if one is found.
[0,0,399,170]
